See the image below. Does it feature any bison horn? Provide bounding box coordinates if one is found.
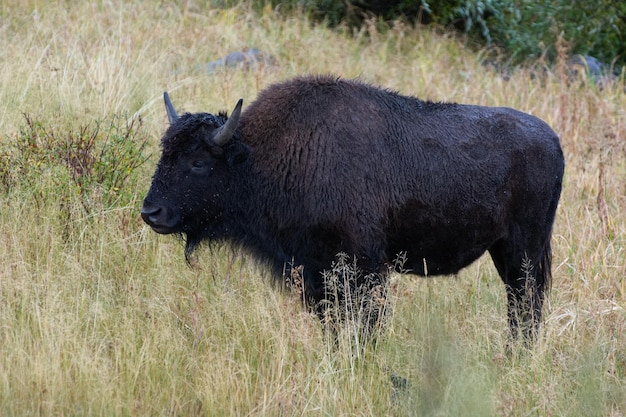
[212,98,243,146]
[164,91,179,124]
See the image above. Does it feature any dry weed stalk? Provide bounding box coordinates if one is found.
[596,160,611,238]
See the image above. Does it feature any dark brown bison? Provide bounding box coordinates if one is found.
[141,75,564,341]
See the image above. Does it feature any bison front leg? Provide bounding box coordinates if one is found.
[316,253,391,342]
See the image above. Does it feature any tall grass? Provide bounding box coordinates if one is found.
[1,1,625,416]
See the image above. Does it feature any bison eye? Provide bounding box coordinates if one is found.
[191,160,209,173]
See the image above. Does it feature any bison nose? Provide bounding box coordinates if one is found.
[140,204,161,224]
[141,203,177,234]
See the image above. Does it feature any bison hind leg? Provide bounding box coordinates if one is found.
[489,234,553,343]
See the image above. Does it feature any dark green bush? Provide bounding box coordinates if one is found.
[484,0,626,67]
[0,114,148,214]
[363,0,625,68]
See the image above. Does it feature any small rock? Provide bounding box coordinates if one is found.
[206,48,277,73]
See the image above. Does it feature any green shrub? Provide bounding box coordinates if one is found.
[0,114,148,215]
[484,0,626,67]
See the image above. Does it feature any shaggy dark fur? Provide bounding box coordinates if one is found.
[142,75,564,340]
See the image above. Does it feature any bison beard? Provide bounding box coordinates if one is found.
[141,75,564,344]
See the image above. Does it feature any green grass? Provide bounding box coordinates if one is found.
[1,1,625,416]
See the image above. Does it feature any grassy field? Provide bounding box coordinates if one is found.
[1,1,625,416]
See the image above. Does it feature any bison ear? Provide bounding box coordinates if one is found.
[225,142,251,166]
[164,92,179,124]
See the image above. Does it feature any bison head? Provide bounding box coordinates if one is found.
[141,93,248,256]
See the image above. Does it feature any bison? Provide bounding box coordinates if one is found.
[141,75,564,341]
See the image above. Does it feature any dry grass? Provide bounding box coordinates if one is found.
[1,1,625,416]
